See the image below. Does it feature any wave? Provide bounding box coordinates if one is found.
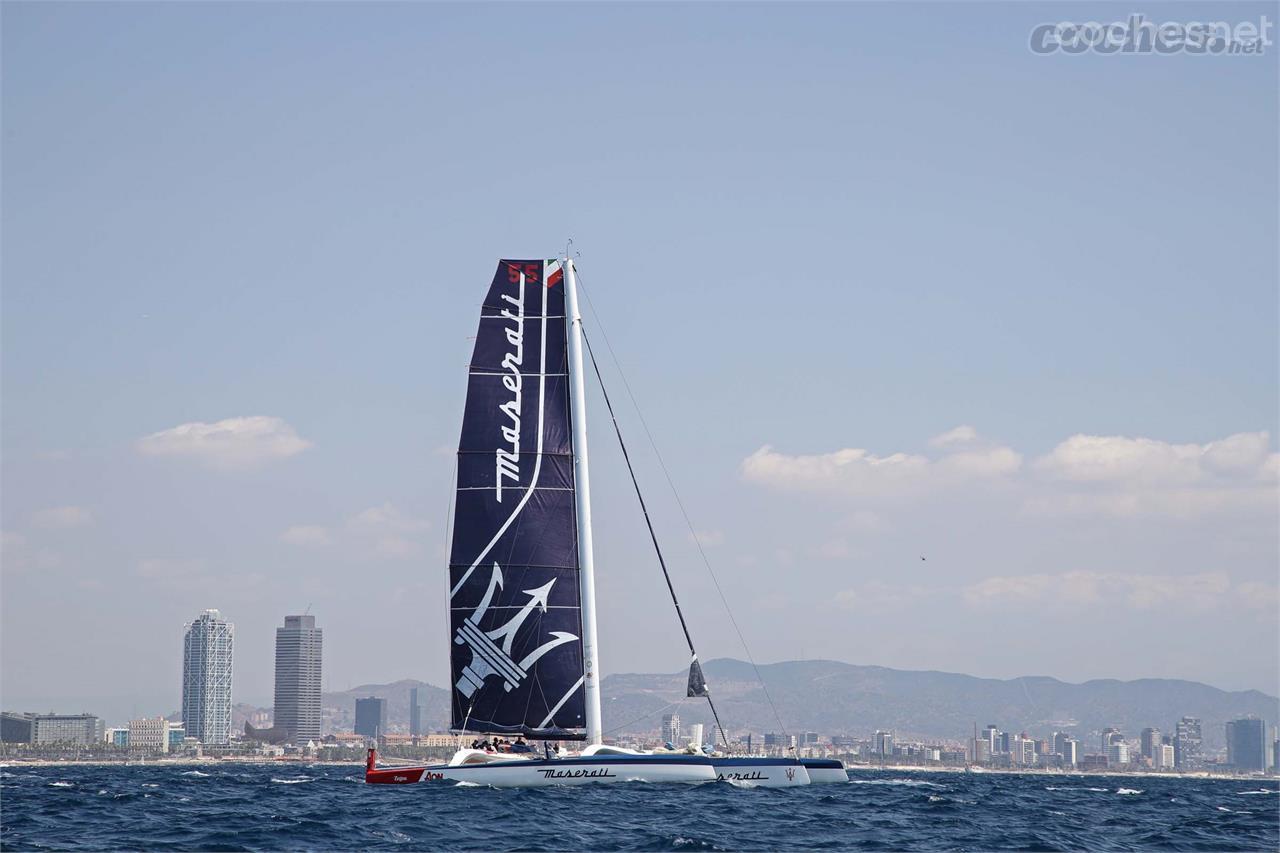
[181,770,210,777]
[1116,788,1143,795]
[48,781,74,788]
[851,778,943,788]
[1238,789,1277,795]
[270,777,314,784]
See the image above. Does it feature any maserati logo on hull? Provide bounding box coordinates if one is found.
[537,767,617,779]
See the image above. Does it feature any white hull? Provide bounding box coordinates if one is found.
[366,748,715,787]
[800,759,849,783]
[713,757,810,787]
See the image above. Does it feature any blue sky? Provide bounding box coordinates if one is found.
[3,2,1276,723]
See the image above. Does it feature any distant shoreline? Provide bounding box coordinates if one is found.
[2,757,1273,783]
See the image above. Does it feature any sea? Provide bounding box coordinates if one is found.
[2,764,1277,851]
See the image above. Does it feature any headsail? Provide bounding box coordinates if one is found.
[448,259,587,739]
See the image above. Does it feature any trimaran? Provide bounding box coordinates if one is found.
[365,257,846,787]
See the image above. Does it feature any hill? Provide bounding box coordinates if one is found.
[321,660,1278,750]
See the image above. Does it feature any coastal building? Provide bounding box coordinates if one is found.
[764,732,796,752]
[873,730,894,757]
[106,727,130,748]
[1,712,35,743]
[1225,717,1269,771]
[128,717,170,753]
[687,723,705,750]
[409,688,422,738]
[1141,727,1161,761]
[1175,717,1203,770]
[1060,737,1078,767]
[168,725,187,751]
[661,713,681,746]
[273,614,322,744]
[1157,743,1175,769]
[0,712,104,745]
[182,609,234,745]
[354,697,387,738]
[1107,741,1130,766]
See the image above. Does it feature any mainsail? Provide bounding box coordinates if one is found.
[448,259,587,739]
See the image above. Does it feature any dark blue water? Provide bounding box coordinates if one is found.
[2,764,1276,851]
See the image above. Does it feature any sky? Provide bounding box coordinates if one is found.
[2,2,1276,725]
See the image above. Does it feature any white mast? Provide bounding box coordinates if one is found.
[563,257,603,745]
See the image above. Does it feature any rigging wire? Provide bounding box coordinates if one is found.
[574,269,793,747]
[603,699,685,739]
[580,324,729,752]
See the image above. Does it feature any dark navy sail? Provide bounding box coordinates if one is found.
[448,259,587,739]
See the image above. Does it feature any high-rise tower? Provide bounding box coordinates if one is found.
[182,609,234,745]
[274,614,322,744]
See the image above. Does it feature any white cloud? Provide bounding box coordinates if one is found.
[831,581,937,610]
[30,506,94,529]
[689,529,725,547]
[962,570,1236,610]
[743,428,1275,519]
[280,525,332,547]
[741,428,1021,498]
[137,416,312,470]
[1,531,60,574]
[1036,432,1272,485]
[281,503,429,559]
[929,425,979,448]
[1030,431,1276,518]
[348,503,429,534]
[813,538,851,559]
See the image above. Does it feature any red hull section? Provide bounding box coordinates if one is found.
[364,747,443,784]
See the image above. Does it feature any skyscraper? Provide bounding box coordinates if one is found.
[1225,717,1269,771]
[1175,716,1202,770]
[1060,737,1078,767]
[661,712,681,746]
[1140,727,1161,761]
[688,723,705,749]
[273,614,322,744]
[354,697,387,739]
[182,609,234,745]
[409,687,422,738]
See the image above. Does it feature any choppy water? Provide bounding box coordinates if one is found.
[2,764,1277,851]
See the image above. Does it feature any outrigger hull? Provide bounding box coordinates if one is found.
[365,750,716,788]
[800,758,849,783]
[712,757,810,787]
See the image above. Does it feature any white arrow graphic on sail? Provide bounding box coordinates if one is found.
[453,569,579,699]
[486,580,554,655]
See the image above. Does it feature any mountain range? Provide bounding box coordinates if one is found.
[317,659,1278,750]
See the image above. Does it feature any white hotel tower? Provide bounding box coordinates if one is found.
[182,609,234,745]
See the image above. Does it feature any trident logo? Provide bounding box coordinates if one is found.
[454,563,578,698]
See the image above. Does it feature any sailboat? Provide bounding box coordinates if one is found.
[365,258,844,787]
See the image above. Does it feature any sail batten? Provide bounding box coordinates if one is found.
[448,259,587,739]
